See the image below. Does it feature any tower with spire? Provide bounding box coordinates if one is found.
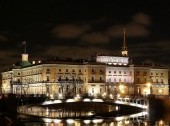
[121,28,128,56]
[22,41,29,61]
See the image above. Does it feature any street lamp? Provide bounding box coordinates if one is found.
[146,82,151,94]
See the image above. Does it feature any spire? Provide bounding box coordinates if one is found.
[121,28,128,56]
[22,41,29,61]
[23,41,27,54]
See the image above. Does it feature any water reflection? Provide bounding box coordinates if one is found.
[20,111,150,126]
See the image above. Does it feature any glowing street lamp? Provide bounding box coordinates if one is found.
[146,82,151,94]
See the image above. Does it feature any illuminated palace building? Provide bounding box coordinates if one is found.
[1,29,169,98]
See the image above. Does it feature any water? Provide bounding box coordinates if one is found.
[17,110,170,126]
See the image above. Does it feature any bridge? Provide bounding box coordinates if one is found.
[17,97,148,119]
[114,97,148,109]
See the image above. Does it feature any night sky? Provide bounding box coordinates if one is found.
[0,0,170,66]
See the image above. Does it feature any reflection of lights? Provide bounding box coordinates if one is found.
[110,94,113,99]
[43,118,52,123]
[50,94,54,99]
[42,100,62,105]
[58,93,63,99]
[116,106,119,111]
[146,82,151,87]
[158,89,163,94]
[53,100,62,103]
[117,94,120,98]
[159,120,164,125]
[53,119,62,123]
[129,112,148,118]
[42,101,53,105]
[125,120,129,124]
[74,94,81,101]
[92,99,103,102]
[84,120,91,124]
[102,92,106,97]
[144,122,147,126]
[46,108,49,116]
[83,98,91,102]
[88,111,95,116]
[92,119,103,123]
[66,119,75,124]
[46,93,49,97]
[115,117,124,121]
[66,99,75,102]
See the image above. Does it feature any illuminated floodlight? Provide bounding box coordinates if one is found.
[66,99,75,103]
[53,119,62,123]
[66,119,75,124]
[83,98,91,102]
[42,101,53,105]
[92,98,103,102]
[53,100,62,104]
[58,93,63,99]
[115,116,125,121]
[88,111,95,116]
[84,120,91,124]
[50,94,54,99]
[43,118,52,123]
[109,94,113,99]
[74,94,81,101]
[92,119,103,123]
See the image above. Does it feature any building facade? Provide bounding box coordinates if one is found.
[1,30,169,98]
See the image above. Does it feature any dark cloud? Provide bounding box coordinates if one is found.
[51,24,90,39]
[0,1,170,66]
[80,32,110,44]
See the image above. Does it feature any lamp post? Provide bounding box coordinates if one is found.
[146,82,151,95]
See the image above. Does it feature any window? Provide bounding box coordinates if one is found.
[143,72,146,75]
[100,77,102,81]
[59,69,61,72]
[114,71,116,74]
[130,71,132,75]
[72,69,75,72]
[47,76,49,81]
[151,73,153,75]
[100,87,102,93]
[109,71,111,73]
[161,73,163,75]
[119,78,121,83]
[156,79,158,83]
[114,78,116,83]
[79,69,81,72]
[119,71,121,74]
[66,69,68,72]
[156,73,158,75]
[124,71,126,74]
[92,77,94,82]
[137,71,139,74]
[92,69,94,72]
[47,69,50,72]
[92,88,94,93]
[59,88,61,93]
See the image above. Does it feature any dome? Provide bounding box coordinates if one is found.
[15,60,32,68]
